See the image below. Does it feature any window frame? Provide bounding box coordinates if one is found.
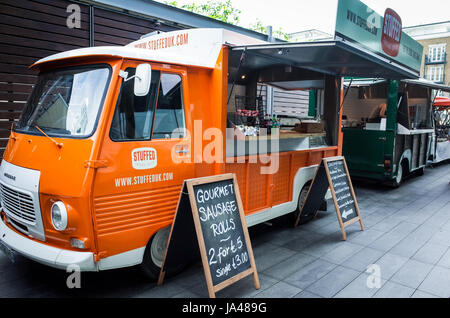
[427,65,444,82]
[151,72,187,140]
[428,44,446,63]
[109,64,187,143]
[14,63,112,139]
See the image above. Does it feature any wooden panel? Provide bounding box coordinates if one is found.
[0,93,29,102]
[0,111,22,120]
[0,139,9,148]
[0,44,57,60]
[0,83,33,94]
[0,24,89,47]
[0,34,79,53]
[0,121,17,129]
[94,16,160,35]
[93,8,177,46]
[0,131,12,138]
[0,74,37,85]
[0,54,37,66]
[2,0,90,20]
[0,12,89,38]
[95,8,176,32]
[0,63,36,76]
[0,102,26,111]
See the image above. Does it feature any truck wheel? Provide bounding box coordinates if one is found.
[417,166,425,176]
[292,182,312,225]
[141,226,190,280]
[141,227,174,280]
[390,161,407,188]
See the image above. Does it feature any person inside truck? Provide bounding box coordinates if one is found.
[369,102,387,120]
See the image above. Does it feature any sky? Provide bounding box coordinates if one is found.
[155,0,450,34]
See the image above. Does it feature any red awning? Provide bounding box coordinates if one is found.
[434,96,450,109]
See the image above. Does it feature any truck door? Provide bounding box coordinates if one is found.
[92,63,194,263]
[343,129,387,177]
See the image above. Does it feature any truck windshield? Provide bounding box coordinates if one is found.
[15,65,111,138]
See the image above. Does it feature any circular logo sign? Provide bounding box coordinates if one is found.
[381,8,402,57]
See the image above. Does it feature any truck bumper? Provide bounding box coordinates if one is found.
[0,215,97,271]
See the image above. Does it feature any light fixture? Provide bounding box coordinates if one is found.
[70,238,86,249]
[51,201,68,231]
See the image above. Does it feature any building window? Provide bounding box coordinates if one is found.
[427,65,444,82]
[428,44,446,63]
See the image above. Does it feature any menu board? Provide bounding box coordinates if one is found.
[295,156,364,240]
[192,179,252,286]
[327,160,358,222]
[158,174,260,298]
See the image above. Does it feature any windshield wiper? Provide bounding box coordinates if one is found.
[35,125,63,149]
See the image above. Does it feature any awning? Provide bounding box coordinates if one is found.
[402,79,450,93]
[434,96,450,108]
[343,79,450,92]
[229,39,420,80]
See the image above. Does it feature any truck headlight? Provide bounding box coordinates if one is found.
[51,201,68,231]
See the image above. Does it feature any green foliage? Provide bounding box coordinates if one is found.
[165,0,241,25]
[249,18,290,41]
[165,1,289,41]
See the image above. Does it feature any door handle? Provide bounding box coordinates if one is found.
[176,149,189,154]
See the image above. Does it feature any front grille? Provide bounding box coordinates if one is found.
[8,216,29,235]
[0,183,36,225]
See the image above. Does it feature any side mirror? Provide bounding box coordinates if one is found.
[134,64,152,96]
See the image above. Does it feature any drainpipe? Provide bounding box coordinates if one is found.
[89,5,95,47]
[266,26,274,116]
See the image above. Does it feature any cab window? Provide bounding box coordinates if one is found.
[152,73,186,139]
[110,68,160,141]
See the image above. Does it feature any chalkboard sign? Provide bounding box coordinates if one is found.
[327,159,358,222]
[295,156,364,240]
[158,174,260,298]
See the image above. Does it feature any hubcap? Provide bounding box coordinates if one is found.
[150,227,170,268]
[396,164,403,184]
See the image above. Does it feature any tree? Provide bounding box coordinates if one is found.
[165,0,241,25]
[249,18,290,41]
[165,1,289,41]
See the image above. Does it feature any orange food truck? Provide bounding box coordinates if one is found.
[0,27,419,279]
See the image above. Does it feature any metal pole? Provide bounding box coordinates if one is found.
[89,5,95,47]
[266,25,274,116]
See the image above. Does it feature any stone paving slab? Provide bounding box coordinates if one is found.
[0,163,449,298]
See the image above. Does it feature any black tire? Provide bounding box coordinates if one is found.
[416,166,425,176]
[140,227,187,280]
[319,199,328,212]
[292,182,312,225]
[389,160,407,188]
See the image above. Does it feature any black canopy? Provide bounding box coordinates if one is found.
[229,39,419,80]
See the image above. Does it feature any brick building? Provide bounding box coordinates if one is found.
[404,21,450,96]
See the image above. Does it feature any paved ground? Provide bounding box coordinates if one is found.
[0,163,449,298]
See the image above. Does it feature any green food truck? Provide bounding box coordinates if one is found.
[342,79,450,187]
[330,0,450,187]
